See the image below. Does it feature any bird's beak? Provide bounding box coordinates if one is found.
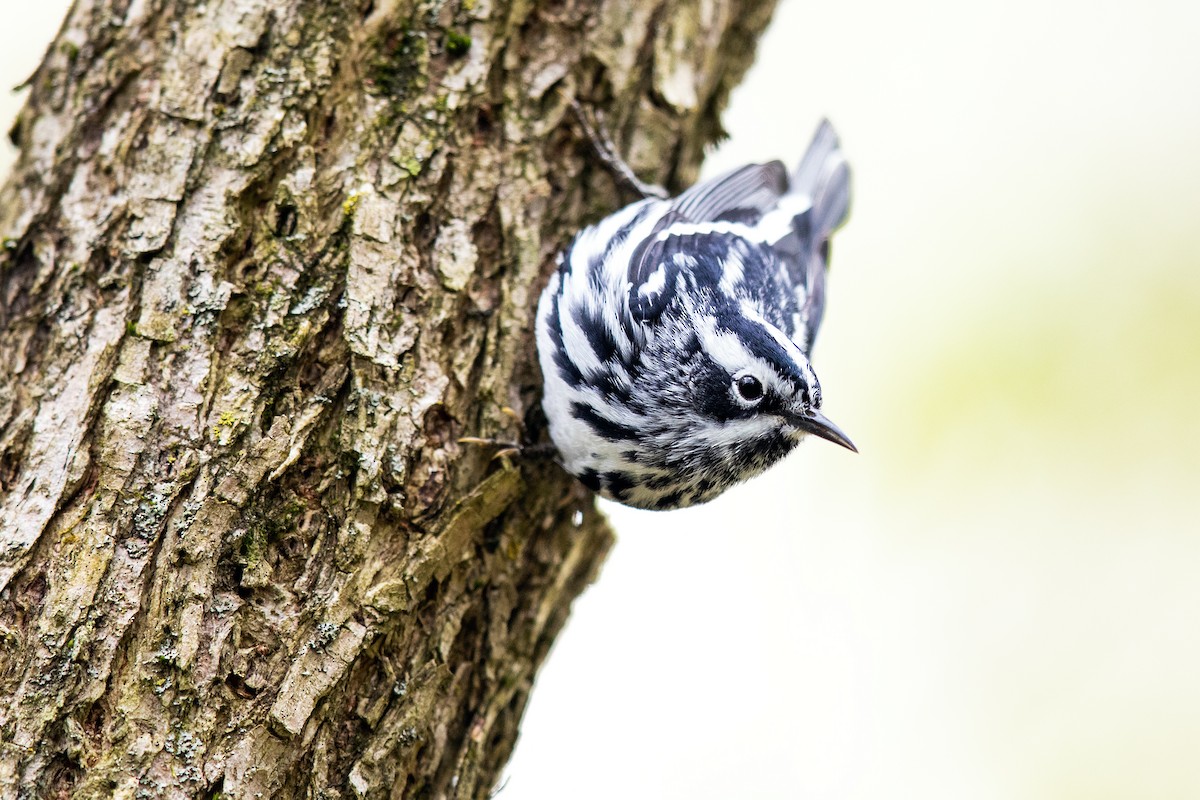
[790,409,857,453]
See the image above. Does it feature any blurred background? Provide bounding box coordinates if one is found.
[5,1,1198,798]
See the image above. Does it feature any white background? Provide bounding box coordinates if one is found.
[5,1,1200,798]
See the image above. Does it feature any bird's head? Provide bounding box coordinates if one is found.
[643,300,856,459]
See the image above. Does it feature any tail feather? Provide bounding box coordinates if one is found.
[780,119,851,353]
[790,119,851,239]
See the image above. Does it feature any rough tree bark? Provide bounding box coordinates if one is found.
[0,0,775,796]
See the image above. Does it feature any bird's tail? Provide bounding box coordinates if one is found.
[789,119,851,239]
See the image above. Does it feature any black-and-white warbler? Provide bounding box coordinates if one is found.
[536,120,854,510]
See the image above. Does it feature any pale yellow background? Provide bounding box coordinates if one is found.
[5,1,1199,798]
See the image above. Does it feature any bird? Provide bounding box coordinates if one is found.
[534,118,854,510]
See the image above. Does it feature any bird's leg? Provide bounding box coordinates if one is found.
[458,406,558,462]
[567,98,669,201]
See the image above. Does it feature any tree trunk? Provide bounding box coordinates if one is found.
[0,0,774,796]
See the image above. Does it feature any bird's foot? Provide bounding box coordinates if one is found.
[567,97,669,201]
[457,437,524,461]
[458,407,557,462]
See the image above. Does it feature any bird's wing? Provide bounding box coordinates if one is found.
[625,210,691,322]
[671,161,788,224]
[624,137,848,337]
[624,163,787,322]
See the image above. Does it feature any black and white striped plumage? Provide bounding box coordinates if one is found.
[536,121,854,510]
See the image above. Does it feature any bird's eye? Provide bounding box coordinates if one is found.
[735,375,764,402]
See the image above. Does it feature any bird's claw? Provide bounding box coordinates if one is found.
[458,436,557,462]
[566,97,669,201]
[457,437,523,462]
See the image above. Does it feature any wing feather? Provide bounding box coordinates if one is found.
[671,162,788,223]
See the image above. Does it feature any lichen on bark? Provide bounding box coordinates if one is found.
[0,0,777,796]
